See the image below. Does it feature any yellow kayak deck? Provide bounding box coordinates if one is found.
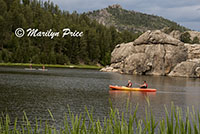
[109,85,157,92]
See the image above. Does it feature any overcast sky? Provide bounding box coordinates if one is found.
[44,0,200,31]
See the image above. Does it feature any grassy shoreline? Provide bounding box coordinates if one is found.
[0,63,102,69]
[0,101,199,134]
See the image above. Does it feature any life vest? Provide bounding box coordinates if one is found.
[145,83,148,88]
[129,82,132,87]
[127,82,132,87]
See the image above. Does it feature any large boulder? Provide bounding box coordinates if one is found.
[101,30,200,78]
[169,30,181,40]
[100,66,120,73]
[167,44,200,78]
[169,61,200,77]
[111,42,134,63]
[169,30,200,42]
[187,31,200,41]
[133,30,183,46]
[121,44,187,75]
[185,44,200,59]
[196,67,200,77]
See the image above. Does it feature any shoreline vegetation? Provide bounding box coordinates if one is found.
[0,63,102,69]
[0,0,141,66]
[0,101,199,134]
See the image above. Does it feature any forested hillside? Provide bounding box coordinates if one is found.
[0,0,140,66]
[87,4,188,33]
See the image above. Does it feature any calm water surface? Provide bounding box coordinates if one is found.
[0,66,200,126]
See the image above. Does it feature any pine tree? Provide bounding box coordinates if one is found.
[0,0,138,65]
[22,0,30,5]
[79,36,89,63]
[180,32,191,43]
[0,0,7,16]
[192,37,199,44]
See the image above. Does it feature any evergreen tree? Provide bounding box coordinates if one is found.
[0,0,139,66]
[180,32,191,43]
[0,0,7,16]
[22,0,30,5]
[79,36,89,63]
[192,37,199,44]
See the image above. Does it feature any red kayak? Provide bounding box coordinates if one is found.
[109,85,157,92]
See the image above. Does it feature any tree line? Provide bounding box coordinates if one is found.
[0,0,140,66]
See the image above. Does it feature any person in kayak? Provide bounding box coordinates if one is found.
[140,81,148,88]
[126,80,132,87]
[30,63,32,69]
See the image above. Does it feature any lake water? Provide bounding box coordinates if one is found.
[0,66,200,126]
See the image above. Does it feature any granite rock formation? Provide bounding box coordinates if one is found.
[101,30,200,78]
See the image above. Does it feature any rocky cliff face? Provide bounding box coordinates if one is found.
[101,30,200,78]
[87,5,188,33]
[169,44,200,77]
[169,30,200,41]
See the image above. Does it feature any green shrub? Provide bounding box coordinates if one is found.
[180,32,192,43]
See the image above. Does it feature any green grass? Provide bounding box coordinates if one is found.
[0,100,199,134]
[0,63,102,69]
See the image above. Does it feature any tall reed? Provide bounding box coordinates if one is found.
[0,100,199,134]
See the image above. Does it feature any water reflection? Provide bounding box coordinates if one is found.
[109,90,156,103]
[0,66,200,125]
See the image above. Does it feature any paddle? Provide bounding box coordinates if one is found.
[134,82,141,86]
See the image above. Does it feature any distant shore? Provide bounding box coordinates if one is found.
[0,63,102,69]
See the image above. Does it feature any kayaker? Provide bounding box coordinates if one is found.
[140,81,148,88]
[30,64,32,69]
[126,80,132,87]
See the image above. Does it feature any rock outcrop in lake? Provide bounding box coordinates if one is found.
[169,44,200,77]
[101,30,200,78]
